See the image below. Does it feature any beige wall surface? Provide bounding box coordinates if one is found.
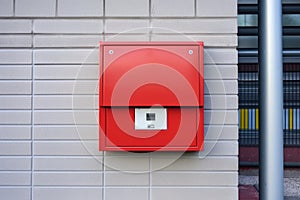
[0,0,238,199]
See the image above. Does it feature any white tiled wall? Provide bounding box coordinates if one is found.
[0,0,238,199]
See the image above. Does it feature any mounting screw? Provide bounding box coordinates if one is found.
[188,50,193,55]
[109,50,114,54]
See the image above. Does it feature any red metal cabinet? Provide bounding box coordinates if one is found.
[99,42,204,151]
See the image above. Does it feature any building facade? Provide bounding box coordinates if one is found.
[238,0,300,164]
[0,0,238,199]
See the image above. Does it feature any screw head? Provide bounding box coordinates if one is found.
[109,50,114,54]
[188,50,193,55]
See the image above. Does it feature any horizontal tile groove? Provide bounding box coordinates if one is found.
[0,170,32,172]
[32,170,104,173]
[21,46,235,50]
[105,186,236,188]
[33,139,97,141]
[0,46,236,50]
[0,79,32,80]
[0,186,31,188]
[33,109,98,111]
[33,155,103,158]
[0,16,236,19]
[0,139,32,141]
[32,186,104,188]
[31,47,100,49]
[31,108,237,111]
[33,79,98,81]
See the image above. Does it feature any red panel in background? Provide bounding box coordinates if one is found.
[99,42,204,151]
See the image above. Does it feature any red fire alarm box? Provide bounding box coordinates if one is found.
[99,42,204,151]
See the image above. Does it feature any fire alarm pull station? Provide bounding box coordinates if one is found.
[99,42,204,151]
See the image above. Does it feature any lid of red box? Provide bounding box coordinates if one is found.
[100,42,204,107]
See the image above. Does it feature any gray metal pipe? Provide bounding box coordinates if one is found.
[259,0,284,200]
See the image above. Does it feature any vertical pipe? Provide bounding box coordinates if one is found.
[259,0,284,200]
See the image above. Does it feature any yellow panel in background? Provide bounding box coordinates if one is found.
[240,109,244,129]
[256,108,259,130]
